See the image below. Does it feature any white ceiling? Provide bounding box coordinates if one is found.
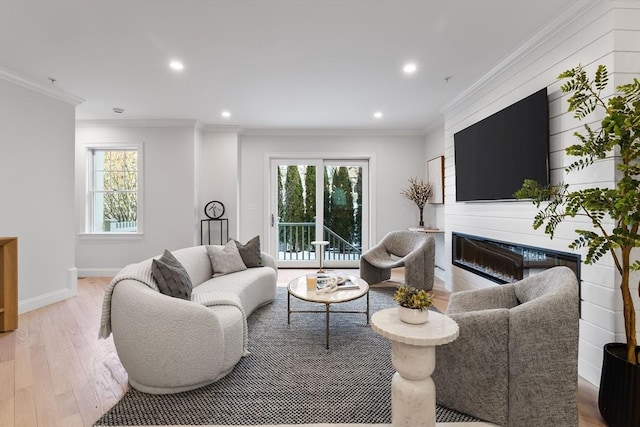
[0,0,581,130]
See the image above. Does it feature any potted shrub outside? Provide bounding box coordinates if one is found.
[393,285,434,324]
[401,177,433,227]
[515,65,639,426]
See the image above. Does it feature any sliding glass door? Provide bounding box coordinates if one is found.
[269,158,369,268]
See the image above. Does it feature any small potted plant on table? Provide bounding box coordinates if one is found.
[393,285,434,324]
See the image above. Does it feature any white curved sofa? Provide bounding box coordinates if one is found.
[110,245,277,394]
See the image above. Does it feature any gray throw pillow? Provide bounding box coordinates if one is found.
[151,250,192,300]
[233,235,263,268]
[207,240,248,277]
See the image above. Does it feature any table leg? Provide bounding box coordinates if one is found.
[325,303,330,349]
[287,292,291,324]
[390,342,436,427]
[366,291,370,324]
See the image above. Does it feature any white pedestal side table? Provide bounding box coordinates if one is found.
[371,308,459,427]
[310,240,329,273]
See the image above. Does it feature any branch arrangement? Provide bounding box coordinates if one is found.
[401,177,433,209]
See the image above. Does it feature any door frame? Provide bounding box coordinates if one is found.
[264,152,376,268]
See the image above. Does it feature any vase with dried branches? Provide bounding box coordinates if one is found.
[401,177,433,227]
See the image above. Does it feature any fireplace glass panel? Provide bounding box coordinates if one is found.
[452,232,580,285]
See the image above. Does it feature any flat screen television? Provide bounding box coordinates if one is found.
[454,88,549,202]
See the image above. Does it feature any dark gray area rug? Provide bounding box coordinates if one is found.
[95,287,481,426]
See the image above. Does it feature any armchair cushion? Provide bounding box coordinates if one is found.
[446,283,518,314]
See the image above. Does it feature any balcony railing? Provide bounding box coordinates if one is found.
[279,222,361,261]
[104,219,137,232]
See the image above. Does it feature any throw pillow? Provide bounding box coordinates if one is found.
[207,240,248,277]
[233,235,263,268]
[151,250,193,300]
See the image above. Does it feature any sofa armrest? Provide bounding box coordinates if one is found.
[446,283,518,314]
[433,309,510,426]
[111,280,225,392]
[260,251,277,273]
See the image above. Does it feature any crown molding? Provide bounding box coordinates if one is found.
[441,0,600,116]
[239,128,426,137]
[0,66,84,106]
[75,120,425,136]
[423,116,444,135]
[200,123,243,133]
[76,119,199,128]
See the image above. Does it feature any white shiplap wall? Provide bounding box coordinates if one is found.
[442,1,640,385]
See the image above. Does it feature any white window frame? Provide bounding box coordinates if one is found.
[80,142,144,239]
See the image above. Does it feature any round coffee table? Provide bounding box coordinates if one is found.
[287,274,369,349]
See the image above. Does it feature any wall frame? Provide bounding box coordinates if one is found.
[427,156,444,204]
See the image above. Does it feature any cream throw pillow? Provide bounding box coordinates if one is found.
[207,240,248,277]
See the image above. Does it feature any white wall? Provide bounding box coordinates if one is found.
[75,122,197,275]
[442,0,640,385]
[73,127,427,271]
[196,130,240,242]
[0,77,77,313]
[238,132,426,250]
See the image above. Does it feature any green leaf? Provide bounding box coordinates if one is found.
[594,65,608,91]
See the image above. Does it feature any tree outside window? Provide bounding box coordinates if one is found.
[91,149,139,232]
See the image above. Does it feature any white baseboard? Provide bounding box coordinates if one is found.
[77,267,120,277]
[578,357,602,387]
[18,267,79,314]
[67,267,78,293]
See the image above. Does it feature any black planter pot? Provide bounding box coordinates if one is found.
[598,343,640,427]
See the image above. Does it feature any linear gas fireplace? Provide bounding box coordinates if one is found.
[452,232,581,285]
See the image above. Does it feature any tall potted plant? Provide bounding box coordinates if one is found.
[515,65,639,426]
[401,177,433,227]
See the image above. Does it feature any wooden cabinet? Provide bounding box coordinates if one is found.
[0,237,18,331]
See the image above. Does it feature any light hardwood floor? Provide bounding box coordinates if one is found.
[0,269,606,426]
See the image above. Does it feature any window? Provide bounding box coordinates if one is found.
[85,144,143,234]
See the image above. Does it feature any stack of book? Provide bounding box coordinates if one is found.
[309,273,359,291]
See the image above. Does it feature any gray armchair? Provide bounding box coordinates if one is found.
[432,266,579,427]
[359,230,435,290]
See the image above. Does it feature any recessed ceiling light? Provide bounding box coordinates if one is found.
[169,60,184,71]
[373,111,383,119]
[221,110,231,118]
[403,62,418,74]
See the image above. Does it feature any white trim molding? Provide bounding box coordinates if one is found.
[76,119,199,128]
[0,66,85,106]
[80,141,145,235]
[18,267,78,314]
[441,0,599,116]
[241,128,426,137]
[77,268,121,278]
